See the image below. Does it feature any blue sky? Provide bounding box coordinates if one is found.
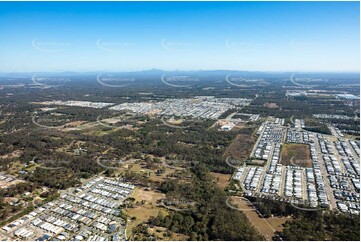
[0,1,359,72]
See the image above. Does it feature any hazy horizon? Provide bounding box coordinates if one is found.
[0,69,360,75]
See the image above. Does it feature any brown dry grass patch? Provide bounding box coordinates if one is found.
[229,196,289,241]
[210,172,231,189]
[223,127,256,161]
[125,188,166,236]
[281,143,312,168]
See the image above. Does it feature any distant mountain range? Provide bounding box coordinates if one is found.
[0,69,359,79]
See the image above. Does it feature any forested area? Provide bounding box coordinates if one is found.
[137,164,264,241]
[247,197,360,241]
[280,211,359,241]
[0,111,238,190]
[243,91,358,118]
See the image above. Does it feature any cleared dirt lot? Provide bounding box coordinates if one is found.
[280,143,312,168]
[210,172,231,189]
[263,102,279,109]
[223,127,257,161]
[228,196,289,241]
